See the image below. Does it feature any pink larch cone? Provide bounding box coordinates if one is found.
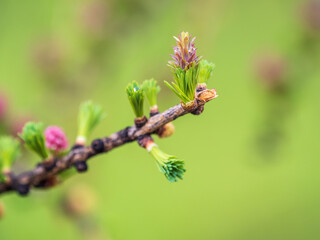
[45,126,68,153]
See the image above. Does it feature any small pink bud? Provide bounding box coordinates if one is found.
[45,126,68,152]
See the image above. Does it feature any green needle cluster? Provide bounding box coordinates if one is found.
[149,145,185,182]
[77,101,106,141]
[165,32,216,104]
[165,62,199,104]
[19,122,48,160]
[0,136,20,180]
[142,79,160,108]
[198,60,215,84]
[126,81,145,118]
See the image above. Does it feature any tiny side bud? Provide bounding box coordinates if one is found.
[134,116,148,128]
[157,122,175,138]
[149,106,159,117]
[91,139,104,153]
[137,135,154,149]
[41,158,57,172]
[16,184,30,196]
[34,176,60,189]
[74,162,88,173]
[191,105,205,115]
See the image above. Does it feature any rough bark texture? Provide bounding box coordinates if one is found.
[0,89,217,196]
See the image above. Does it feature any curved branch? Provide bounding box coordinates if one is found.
[0,89,217,196]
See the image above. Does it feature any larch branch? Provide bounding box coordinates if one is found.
[0,89,216,196]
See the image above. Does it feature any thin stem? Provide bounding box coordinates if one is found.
[0,88,217,196]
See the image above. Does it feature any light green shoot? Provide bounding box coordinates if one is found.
[0,136,20,179]
[149,145,185,182]
[19,122,48,160]
[198,60,215,84]
[142,79,160,108]
[77,101,106,142]
[126,81,145,118]
[165,62,199,104]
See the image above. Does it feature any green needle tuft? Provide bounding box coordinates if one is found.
[149,145,185,182]
[198,60,215,84]
[142,79,160,108]
[77,101,106,143]
[19,122,48,160]
[126,81,145,118]
[0,136,20,180]
[165,32,203,104]
[165,62,199,104]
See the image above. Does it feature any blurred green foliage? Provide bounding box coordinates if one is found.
[0,0,320,240]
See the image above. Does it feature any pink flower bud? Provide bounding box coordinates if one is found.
[45,126,68,152]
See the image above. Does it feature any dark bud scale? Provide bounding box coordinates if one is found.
[15,183,30,196]
[91,139,104,153]
[74,161,88,173]
[134,116,148,128]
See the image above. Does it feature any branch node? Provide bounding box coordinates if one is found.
[39,158,57,172]
[137,135,153,149]
[74,162,88,173]
[134,116,148,128]
[15,183,30,196]
[91,139,104,153]
[191,105,205,115]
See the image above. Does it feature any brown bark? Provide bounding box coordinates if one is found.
[0,89,217,196]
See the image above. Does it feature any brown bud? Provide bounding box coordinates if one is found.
[134,116,148,128]
[181,101,196,111]
[191,105,205,115]
[137,135,154,148]
[91,139,105,153]
[41,157,56,172]
[149,106,159,117]
[196,89,218,103]
[34,176,60,189]
[157,122,175,138]
[196,83,207,93]
[74,162,88,173]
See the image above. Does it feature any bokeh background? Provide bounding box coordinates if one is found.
[0,0,320,239]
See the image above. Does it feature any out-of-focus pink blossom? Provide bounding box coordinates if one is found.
[31,37,64,76]
[0,94,7,121]
[301,0,320,31]
[45,126,68,152]
[11,116,33,137]
[253,52,287,91]
[79,0,109,37]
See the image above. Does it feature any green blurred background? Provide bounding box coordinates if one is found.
[0,0,320,239]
